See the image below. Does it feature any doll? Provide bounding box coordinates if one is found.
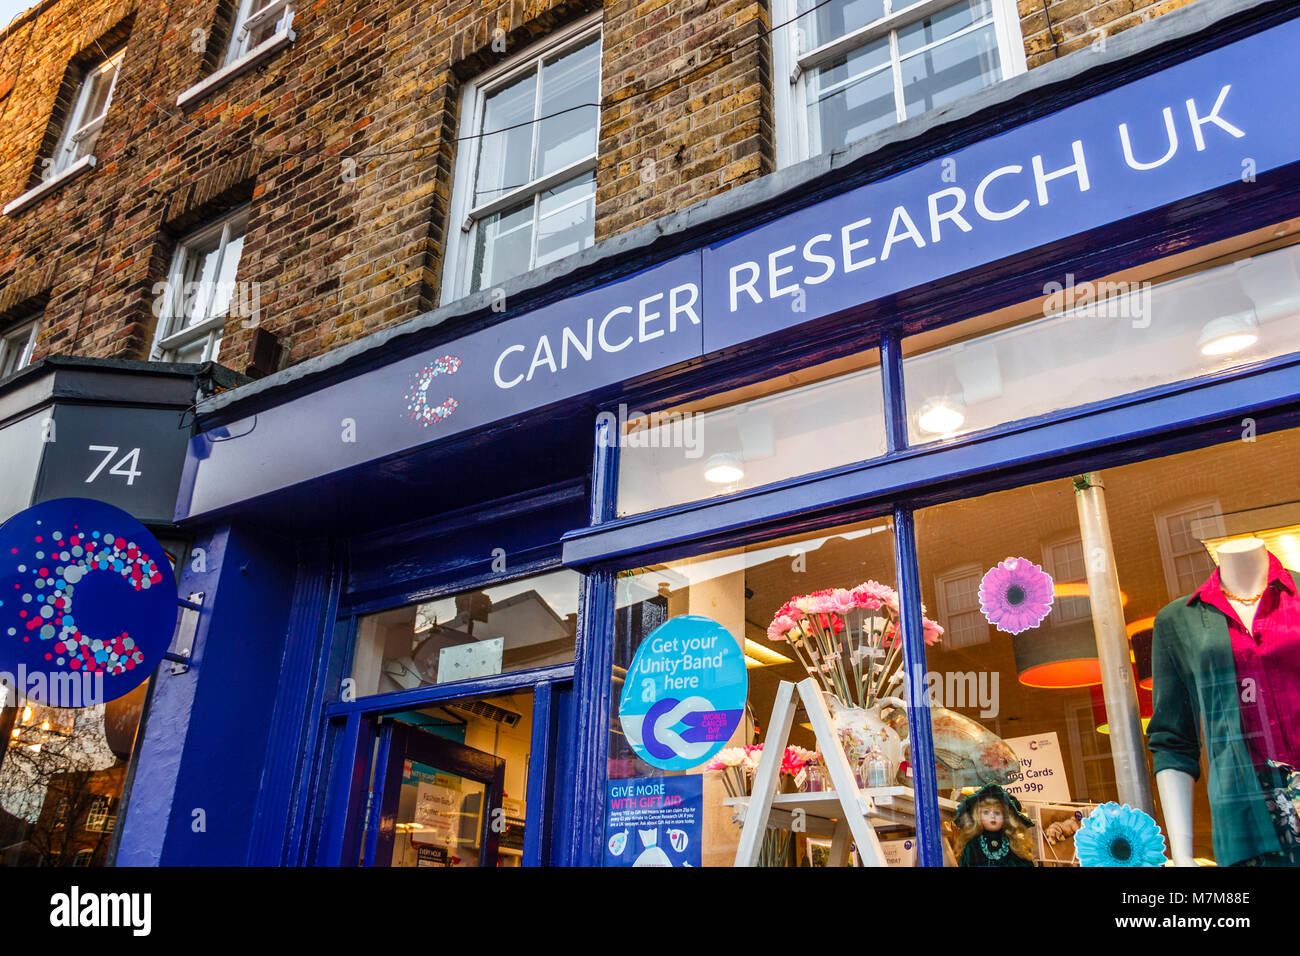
[954,784,1036,867]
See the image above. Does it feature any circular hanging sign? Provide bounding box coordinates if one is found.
[618,615,748,772]
[0,498,177,706]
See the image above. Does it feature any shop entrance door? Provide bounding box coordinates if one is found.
[360,688,542,867]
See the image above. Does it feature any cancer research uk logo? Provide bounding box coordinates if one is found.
[404,355,461,427]
[618,615,748,772]
[0,498,176,707]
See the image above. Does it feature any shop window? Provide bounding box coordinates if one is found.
[615,350,887,516]
[0,683,149,868]
[151,207,249,363]
[0,316,39,378]
[1155,501,1222,601]
[442,17,601,301]
[913,427,1300,867]
[934,564,988,648]
[607,516,911,866]
[47,49,124,180]
[902,240,1300,444]
[771,0,1025,167]
[223,0,295,68]
[349,570,580,698]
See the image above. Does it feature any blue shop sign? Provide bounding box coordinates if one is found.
[0,498,177,706]
[617,615,747,772]
[179,17,1300,518]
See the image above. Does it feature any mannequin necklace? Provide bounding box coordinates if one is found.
[1222,584,1265,605]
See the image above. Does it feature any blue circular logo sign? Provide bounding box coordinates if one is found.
[618,615,748,771]
[0,498,177,706]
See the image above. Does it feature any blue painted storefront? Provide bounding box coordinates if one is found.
[113,2,1300,866]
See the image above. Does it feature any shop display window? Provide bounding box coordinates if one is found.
[0,682,148,867]
[616,350,887,516]
[903,241,1300,444]
[350,570,580,698]
[606,426,1300,866]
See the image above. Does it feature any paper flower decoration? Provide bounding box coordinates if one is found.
[1074,803,1167,867]
[979,557,1054,634]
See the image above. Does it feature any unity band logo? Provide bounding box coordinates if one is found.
[49,886,151,936]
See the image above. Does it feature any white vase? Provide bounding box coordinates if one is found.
[824,693,902,785]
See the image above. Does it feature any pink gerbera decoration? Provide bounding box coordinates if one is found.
[979,557,1055,634]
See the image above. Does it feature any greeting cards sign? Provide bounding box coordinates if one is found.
[0,498,177,706]
[618,615,747,771]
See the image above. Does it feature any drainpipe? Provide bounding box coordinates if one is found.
[1074,472,1154,813]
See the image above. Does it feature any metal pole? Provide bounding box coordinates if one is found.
[1073,472,1154,813]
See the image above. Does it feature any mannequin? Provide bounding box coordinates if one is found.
[1155,538,1278,866]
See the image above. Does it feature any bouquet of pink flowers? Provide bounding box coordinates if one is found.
[766,581,943,710]
[704,744,821,797]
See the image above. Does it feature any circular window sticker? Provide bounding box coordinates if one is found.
[0,498,177,706]
[618,615,748,772]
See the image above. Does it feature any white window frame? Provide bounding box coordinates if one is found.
[441,13,603,305]
[176,0,295,107]
[225,0,295,67]
[1041,534,1091,626]
[0,316,39,378]
[151,207,250,363]
[1155,499,1225,600]
[934,562,989,648]
[771,0,1026,168]
[50,49,125,179]
[84,795,118,834]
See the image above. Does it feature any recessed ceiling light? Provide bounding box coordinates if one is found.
[917,399,966,436]
[1197,315,1260,356]
[704,453,745,484]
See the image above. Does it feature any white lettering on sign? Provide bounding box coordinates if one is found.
[493,282,701,390]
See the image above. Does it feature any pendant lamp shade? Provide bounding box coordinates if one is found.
[1013,620,1102,688]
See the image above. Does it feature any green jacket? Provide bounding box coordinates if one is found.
[1146,574,1300,867]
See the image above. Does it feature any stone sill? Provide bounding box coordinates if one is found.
[3,155,97,216]
[176,30,294,108]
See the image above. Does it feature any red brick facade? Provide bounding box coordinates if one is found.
[0,0,1202,377]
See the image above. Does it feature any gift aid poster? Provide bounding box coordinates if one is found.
[605,775,702,867]
[617,614,747,771]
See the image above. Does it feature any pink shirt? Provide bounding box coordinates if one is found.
[1190,552,1300,769]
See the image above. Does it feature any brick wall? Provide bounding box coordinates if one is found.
[0,0,1207,377]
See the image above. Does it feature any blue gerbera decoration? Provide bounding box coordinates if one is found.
[1075,803,1167,867]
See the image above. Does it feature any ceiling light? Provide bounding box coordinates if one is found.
[743,638,794,669]
[1197,314,1259,356]
[704,453,745,484]
[916,399,966,436]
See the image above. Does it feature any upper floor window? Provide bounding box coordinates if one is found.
[50,49,124,178]
[0,316,39,378]
[152,207,249,363]
[772,0,1025,166]
[224,0,295,67]
[443,17,601,302]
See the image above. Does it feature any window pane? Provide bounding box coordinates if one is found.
[903,242,1300,444]
[617,351,887,516]
[607,516,898,866]
[1,323,35,378]
[897,0,993,55]
[1,685,149,867]
[208,232,246,319]
[900,22,1001,119]
[810,37,895,151]
[181,242,223,327]
[79,62,118,127]
[349,570,580,698]
[913,427,1300,867]
[534,172,595,269]
[474,71,538,207]
[536,35,600,178]
[471,199,534,292]
[805,0,886,47]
